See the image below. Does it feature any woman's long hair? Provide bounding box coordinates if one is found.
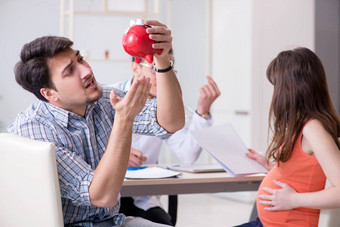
[266,47,340,163]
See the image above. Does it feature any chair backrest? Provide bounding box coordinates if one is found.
[0,133,63,227]
[318,181,340,226]
[318,138,340,226]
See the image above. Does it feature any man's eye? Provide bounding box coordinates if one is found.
[78,56,84,62]
[66,68,73,76]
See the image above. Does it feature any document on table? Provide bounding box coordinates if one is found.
[168,163,225,173]
[190,123,268,177]
[125,167,182,179]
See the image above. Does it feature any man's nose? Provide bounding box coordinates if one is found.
[79,64,91,79]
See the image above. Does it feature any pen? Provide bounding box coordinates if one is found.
[166,164,180,170]
[127,166,147,171]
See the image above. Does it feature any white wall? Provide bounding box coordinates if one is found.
[211,0,253,147]
[251,0,315,153]
[0,0,60,131]
[168,0,210,110]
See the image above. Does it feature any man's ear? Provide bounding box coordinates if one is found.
[40,88,58,102]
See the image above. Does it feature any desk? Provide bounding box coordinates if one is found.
[121,171,264,197]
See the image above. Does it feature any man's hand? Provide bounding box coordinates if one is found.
[144,20,172,60]
[128,148,147,167]
[196,76,221,115]
[110,77,151,121]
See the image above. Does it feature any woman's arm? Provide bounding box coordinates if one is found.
[258,119,340,211]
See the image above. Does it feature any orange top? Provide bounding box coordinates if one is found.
[257,121,326,227]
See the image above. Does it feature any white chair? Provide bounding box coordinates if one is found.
[0,133,63,227]
[318,179,340,226]
[319,139,340,226]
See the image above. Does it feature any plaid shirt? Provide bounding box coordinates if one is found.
[8,86,171,226]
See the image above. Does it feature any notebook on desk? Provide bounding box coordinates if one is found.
[190,123,268,177]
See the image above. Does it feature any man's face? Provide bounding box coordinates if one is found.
[135,60,157,97]
[46,48,102,115]
[132,54,175,98]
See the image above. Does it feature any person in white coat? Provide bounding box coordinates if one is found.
[115,51,220,225]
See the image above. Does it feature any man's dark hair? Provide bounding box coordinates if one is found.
[14,36,73,101]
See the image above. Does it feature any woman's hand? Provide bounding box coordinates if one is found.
[258,180,298,211]
[246,149,273,171]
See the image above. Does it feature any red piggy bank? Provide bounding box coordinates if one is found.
[122,19,162,64]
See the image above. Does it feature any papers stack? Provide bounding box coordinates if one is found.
[168,163,225,173]
[125,167,181,179]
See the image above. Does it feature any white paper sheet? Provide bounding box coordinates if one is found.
[190,123,268,176]
[125,167,182,179]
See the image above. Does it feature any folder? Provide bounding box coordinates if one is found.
[190,123,268,176]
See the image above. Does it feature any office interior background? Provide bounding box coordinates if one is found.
[0,0,339,226]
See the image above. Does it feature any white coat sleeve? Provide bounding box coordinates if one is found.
[165,112,213,163]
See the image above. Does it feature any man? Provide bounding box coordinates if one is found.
[8,20,184,227]
[115,51,220,225]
